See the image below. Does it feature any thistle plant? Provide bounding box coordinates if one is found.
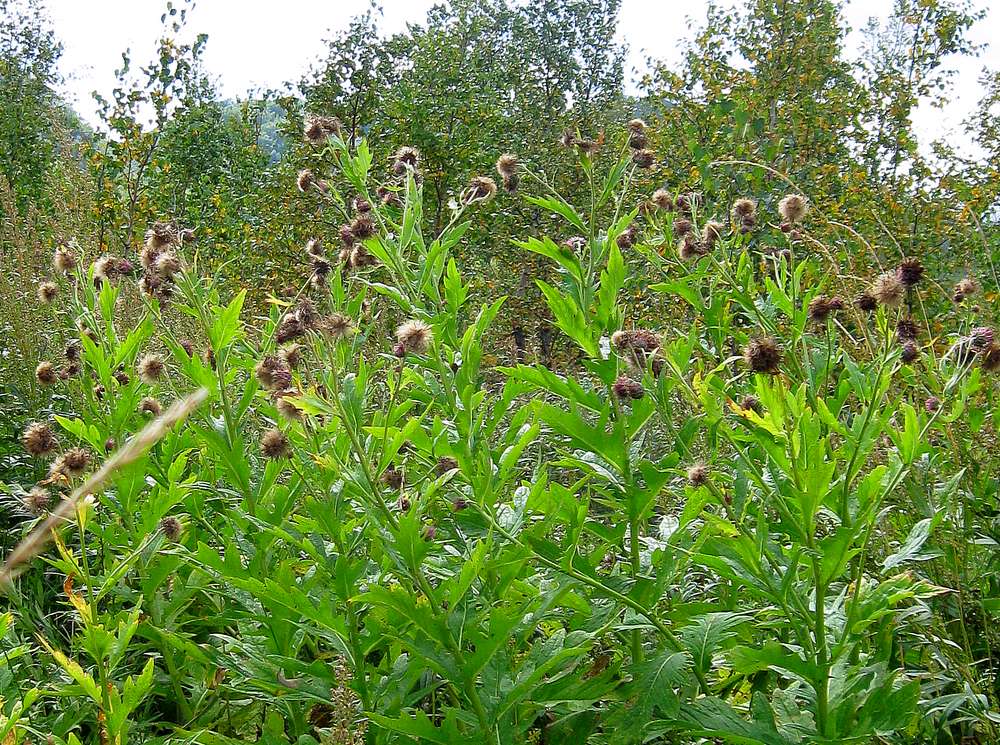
[2,122,998,745]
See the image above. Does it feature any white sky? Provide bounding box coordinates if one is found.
[47,0,1000,157]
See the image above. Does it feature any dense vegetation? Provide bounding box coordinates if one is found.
[2,0,1000,742]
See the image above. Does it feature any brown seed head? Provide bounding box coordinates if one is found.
[436,456,459,476]
[687,463,709,487]
[464,176,497,204]
[138,354,166,385]
[37,281,58,304]
[260,428,290,459]
[322,313,355,341]
[612,375,645,400]
[631,148,655,168]
[276,395,303,422]
[896,317,920,342]
[673,218,693,236]
[496,153,518,178]
[627,118,647,133]
[60,447,91,478]
[35,361,57,385]
[22,422,58,457]
[296,169,316,192]
[53,245,77,273]
[871,271,905,308]
[981,343,1000,373]
[160,516,183,541]
[731,198,757,219]
[702,220,725,247]
[23,486,52,515]
[778,194,808,223]
[395,319,433,355]
[744,337,782,375]
[651,189,673,210]
[808,295,833,323]
[897,257,924,288]
[350,214,376,240]
[139,397,162,416]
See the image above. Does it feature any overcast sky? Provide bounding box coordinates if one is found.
[47,0,999,157]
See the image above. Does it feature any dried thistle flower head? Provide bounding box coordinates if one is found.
[338,224,356,247]
[349,245,376,269]
[160,516,182,541]
[612,375,645,400]
[60,447,91,478]
[392,146,420,174]
[616,226,637,249]
[731,198,757,219]
[674,217,693,236]
[322,313,355,341]
[496,153,518,178]
[381,467,404,490]
[295,299,320,330]
[971,326,995,351]
[53,245,77,273]
[740,394,762,413]
[281,343,304,369]
[33,359,57,386]
[871,271,905,308]
[687,463,709,487]
[981,343,1000,373]
[954,277,979,302]
[305,238,324,257]
[702,220,725,247]
[628,130,648,149]
[154,251,182,279]
[23,486,52,515]
[255,356,292,391]
[627,118,647,133]
[856,292,878,313]
[808,295,833,323]
[137,354,166,385]
[651,189,673,210]
[897,257,925,288]
[677,234,702,261]
[559,128,576,148]
[303,114,342,144]
[395,319,433,355]
[37,281,58,304]
[744,336,782,374]
[463,176,497,204]
[260,428,290,459]
[350,214,376,240]
[436,456,459,476]
[574,137,601,156]
[139,397,162,416]
[631,149,655,168]
[352,196,372,214]
[22,422,58,457]
[900,341,919,363]
[896,317,920,342]
[146,221,176,251]
[296,169,316,192]
[778,194,808,223]
[276,315,304,344]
